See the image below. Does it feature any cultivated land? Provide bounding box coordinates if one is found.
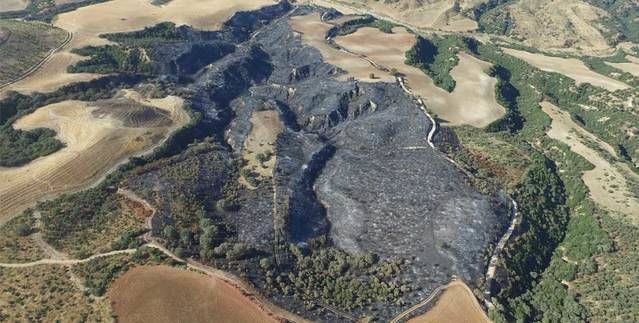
[502,47,630,91]
[309,0,479,31]
[407,281,489,323]
[108,265,279,323]
[0,90,188,225]
[0,20,68,86]
[0,0,27,12]
[0,0,275,97]
[334,26,504,127]
[289,13,395,82]
[541,101,639,223]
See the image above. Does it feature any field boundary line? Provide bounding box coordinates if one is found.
[0,29,73,91]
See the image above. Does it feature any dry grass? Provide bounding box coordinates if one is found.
[606,55,639,77]
[241,110,283,188]
[499,0,613,56]
[0,0,27,12]
[0,265,111,322]
[0,212,46,263]
[1,0,275,97]
[502,48,629,91]
[408,281,489,323]
[290,13,395,83]
[0,20,68,85]
[0,90,189,225]
[335,27,504,127]
[108,265,279,323]
[308,0,478,31]
[541,101,639,223]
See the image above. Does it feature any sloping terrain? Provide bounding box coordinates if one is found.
[0,90,188,225]
[502,47,630,91]
[0,19,68,86]
[334,26,505,126]
[482,0,614,55]
[0,0,275,97]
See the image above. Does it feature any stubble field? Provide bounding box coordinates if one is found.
[0,90,189,225]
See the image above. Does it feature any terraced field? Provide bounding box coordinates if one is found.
[0,90,188,225]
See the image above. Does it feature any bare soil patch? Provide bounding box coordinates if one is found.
[335,27,504,127]
[289,13,395,83]
[242,110,283,184]
[541,101,639,223]
[108,265,279,323]
[502,48,629,91]
[0,0,27,12]
[408,281,489,323]
[1,0,274,97]
[0,90,189,225]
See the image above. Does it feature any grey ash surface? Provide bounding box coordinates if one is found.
[116,3,509,320]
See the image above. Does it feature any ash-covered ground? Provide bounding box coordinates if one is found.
[116,2,509,320]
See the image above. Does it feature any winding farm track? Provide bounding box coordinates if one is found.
[0,29,73,91]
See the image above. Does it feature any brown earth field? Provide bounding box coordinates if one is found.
[289,13,395,83]
[0,0,275,98]
[408,281,490,323]
[541,101,639,223]
[0,90,189,226]
[334,26,505,127]
[502,48,629,91]
[108,265,280,323]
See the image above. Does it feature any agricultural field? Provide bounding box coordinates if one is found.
[408,281,489,323]
[289,13,395,83]
[541,101,639,223]
[501,47,630,91]
[0,19,68,86]
[0,90,188,225]
[0,0,28,12]
[108,265,279,323]
[334,25,504,127]
[0,0,274,97]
